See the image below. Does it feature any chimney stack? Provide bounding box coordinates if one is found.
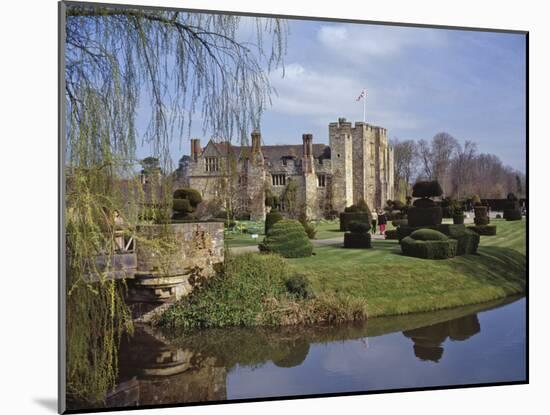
[190,138,201,161]
[251,130,261,154]
[302,133,313,157]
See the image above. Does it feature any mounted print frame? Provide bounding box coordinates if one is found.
[59,1,528,413]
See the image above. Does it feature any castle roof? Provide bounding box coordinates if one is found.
[210,142,328,161]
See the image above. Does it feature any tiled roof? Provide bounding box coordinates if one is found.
[210,142,329,160]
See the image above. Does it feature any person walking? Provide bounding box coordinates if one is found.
[378,210,387,235]
[371,216,377,234]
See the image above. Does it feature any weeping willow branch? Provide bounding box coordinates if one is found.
[64,3,287,404]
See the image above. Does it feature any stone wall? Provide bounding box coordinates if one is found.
[128,222,224,311]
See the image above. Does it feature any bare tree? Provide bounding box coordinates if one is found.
[450,140,477,199]
[391,138,417,197]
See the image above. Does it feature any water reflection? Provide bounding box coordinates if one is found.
[403,314,481,362]
[71,296,525,411]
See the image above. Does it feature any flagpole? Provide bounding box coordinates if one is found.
[363,89,366,123]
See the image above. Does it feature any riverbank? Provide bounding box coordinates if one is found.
[159,218,526,329]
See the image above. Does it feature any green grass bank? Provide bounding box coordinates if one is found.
[160,218,526,329]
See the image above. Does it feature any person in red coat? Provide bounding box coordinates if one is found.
[377,210,387,235]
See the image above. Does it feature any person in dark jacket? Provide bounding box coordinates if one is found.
[378,210,387,235]
[371,217,377,234]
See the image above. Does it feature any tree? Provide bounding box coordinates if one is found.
[63,3,288,403]
[450,140,477,199]
[391,138,417,197]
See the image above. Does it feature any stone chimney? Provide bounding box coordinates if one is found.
[190,138,201,161]
[251,130,261,154]
[302,133,313,157]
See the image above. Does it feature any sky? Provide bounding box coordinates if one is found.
[136,17,527,172]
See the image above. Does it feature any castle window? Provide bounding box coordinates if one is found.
[317,174,326,187]
[272,174,286,186]
[205,157,219,172]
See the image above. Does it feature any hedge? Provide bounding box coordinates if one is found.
[454,229,480,255]
[453,214,465,225]
[385,229,398,240]
[407,206,443,227]
[392,219,408,227]
[173,188,202,206]
[412,181,443,198]
[265,211,284,234]
[468,225,497,236]
[260,219,313,258]
[474,216,490,226]
[401,237,457,259]
[474,206,488,217]
[503,209,522,221]
[413,198,437,208]
[344,232,372,248]
[348,221,371,234]
[340,212,373,231]
[410,229,448,241]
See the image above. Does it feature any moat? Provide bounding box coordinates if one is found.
[70,296,526,411]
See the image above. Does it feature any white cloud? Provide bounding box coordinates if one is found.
[317,24,447,58]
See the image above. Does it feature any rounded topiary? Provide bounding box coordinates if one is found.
[413,198,437,208]
[468,225,497,236]
[412,181,443,198]
[471,195,482,206]
[407,206,443,227]
[401,236,457,259]
[340,200,372,231]
[385,229,399,240]
[172,188,202,220]
[453,214,465,224]
[503,209,522,221]
[410,229,448,241]
[344,232,372,248]
[260,219,313,258]
[348,221,370,234]
[265,211,284,234]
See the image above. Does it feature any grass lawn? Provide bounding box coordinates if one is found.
[286,218,526,318]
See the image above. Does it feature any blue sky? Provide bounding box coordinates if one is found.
[136,18,526,172]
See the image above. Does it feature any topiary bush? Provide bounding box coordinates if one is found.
[412,181,443,198]
[343,221,372,248]
[468,225,497,236]
[172,188,202,220]
[401,236,457,259]
[340,199,372,231]
[410,229,449,241]
[298,211,317,239]
[284,274,314,299]
[454,229,480,255]
[260,219,313,258]
[453,214,465,224]
[503,209,522,221]
[384,229,398,240]
[407,206,443,227]
[265,211,284,234]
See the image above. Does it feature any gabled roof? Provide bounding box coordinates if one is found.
[206,141,329,161]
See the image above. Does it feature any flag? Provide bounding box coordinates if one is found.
[356,89,367,101]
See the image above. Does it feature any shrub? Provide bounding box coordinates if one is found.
[159,253,290,329]
[468,225,497,236]
[471,195,482,206]
[344,232,372,248]
[474,206,487,217]
[496,214,502,219]
[474,216,490,226]
[348,221,370,234]
[407,206,443,227]
[265,211,284,234]
[401,236,457,259]
[260,219,313,258]
[412,197,437,208]
[284,274,314,299]
[173,188,202,220]
[503,209,522,221]
[410,229,448,241]
[392,218,408,227]
[298,212,317,239]
[412,181,443,198]
[454,229,480,255]
[453,214,465,224]
[507,192,518,201]
[384,229,398,240]
[340,212,373,231]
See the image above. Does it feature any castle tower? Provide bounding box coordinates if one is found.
[329,118,354,212]
[246,130,266,221]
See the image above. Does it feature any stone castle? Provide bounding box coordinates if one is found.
[176,118,394,220]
